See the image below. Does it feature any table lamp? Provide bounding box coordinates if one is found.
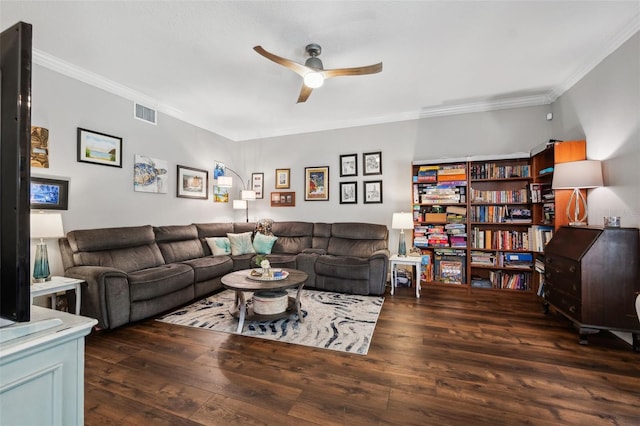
[392,212,414,256]
[551,160,603,226]
[30,212,64,283]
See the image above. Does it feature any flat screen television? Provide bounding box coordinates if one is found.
[0,22,32,325]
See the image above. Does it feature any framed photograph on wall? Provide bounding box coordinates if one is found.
[275,168,290,189]
[340,153,357,177]
[30,176,69,210]
[270,191,295,207]
[339,181,357,204]
[252,172,264,199]
[363,180,383,204]
[176,165,208,199]
[77,127,123,168]
[305,166,329,201]
[363,151,382,175]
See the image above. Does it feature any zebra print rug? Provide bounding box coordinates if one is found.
[157,289,384,355]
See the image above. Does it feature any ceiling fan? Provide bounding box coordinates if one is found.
[253,43,383,103]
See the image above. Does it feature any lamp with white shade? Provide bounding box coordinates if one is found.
[551,160,603,226]
[217,167,256,222]
[392,212,414,257]
[30,212,64,283]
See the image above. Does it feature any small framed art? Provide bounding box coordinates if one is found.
[340,181,357,204]
[176,165,209,199]
[275,168,290,189]
[30,176,69,210]
[252,172,264,199]
[305,166,329,201]
[77,127,123,168]
[363,151,382,175]
[340,153,357,177]
[363,180,383,204]
[271,191,296,207]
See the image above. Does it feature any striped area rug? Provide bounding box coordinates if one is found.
[157,289,384,355]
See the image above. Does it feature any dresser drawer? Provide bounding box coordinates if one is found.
[545,255,581,297]
[545,286,582,322]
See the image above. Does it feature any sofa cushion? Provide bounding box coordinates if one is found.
[181,255,233,282]
[315,255,370,280]
[206,237,231,255]
[72,245,165,273]
[327,223,388,257]
[271,221,313,254]
[264,253,297,269]
[228,232,256,255]
[253,232,278,254]
[195,222,234,238]
[67,225,155,252]
[128,263,194,302]
[154,225,204,263]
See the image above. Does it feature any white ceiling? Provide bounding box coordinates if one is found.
[2,1,639,141]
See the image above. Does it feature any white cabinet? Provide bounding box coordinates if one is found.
[0,306,96,426]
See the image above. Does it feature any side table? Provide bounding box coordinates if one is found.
[389,255,423,298]
[31,276,84,315]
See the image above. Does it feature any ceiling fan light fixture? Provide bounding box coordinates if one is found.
[303,72,324,88]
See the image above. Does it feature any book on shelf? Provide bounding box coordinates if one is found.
[439,260,464,284]
[529,225,554,252]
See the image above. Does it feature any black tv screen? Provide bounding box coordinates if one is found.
[0,21,32,324]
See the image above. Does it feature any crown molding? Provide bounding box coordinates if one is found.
[547,13,640,102]
[419,94,552,119]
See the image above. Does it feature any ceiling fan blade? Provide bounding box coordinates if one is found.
[296,84,314,103]
[253,45,311,77]
[320,62,383,79]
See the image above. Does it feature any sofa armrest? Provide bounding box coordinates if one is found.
[65,265,130,330]
[369,249,390,260]
[301,248,327,255]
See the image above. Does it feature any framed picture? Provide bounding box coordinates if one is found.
[340,154,358,177]
[363,151,382,175]
[31,126,49,168]
[252,172,264,199]
[213,161,225,179]
[305,166,329,201]
[176,165,208,199]
[134,154,168,194]
[270,191,296,207]
[340,181,357,204]
[77,127,122,168]
[213,185,229,203]
[30,176,69,210]
[363,180,383,204]
[275,168,290,189]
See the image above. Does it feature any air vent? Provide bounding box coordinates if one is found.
[134,102,157,125]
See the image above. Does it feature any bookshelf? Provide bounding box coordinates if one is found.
[468,156,533,292]
[530,140,586,296]
[411,142,586,296]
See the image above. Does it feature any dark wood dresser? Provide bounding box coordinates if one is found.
[543,226,640,350]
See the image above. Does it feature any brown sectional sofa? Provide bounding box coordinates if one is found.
[59,221,389,329]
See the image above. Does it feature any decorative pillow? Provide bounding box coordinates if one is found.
[227,232,256,256]
[205,237,231,256]
[254,218,274,236]
[253,232,278,255]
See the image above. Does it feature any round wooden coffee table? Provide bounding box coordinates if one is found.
[220,268,307,333]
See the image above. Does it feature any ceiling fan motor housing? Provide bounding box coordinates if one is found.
[305,44,323,70]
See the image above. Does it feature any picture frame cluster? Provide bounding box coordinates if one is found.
[339,151,383,204]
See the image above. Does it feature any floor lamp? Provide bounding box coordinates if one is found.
[552,160,603,226]
[218,168,256,222]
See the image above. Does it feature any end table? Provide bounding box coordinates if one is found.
[31,276,84,315]
[389,255,423,298]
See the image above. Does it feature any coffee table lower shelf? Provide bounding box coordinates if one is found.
[229,296,303,333]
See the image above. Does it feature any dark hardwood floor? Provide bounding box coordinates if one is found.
[84,286,640,425]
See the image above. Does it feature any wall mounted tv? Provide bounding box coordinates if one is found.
[0,22,32,324]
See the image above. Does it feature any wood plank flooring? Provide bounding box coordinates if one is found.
[84,286,640,425]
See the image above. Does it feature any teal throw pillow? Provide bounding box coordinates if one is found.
[205,237,231,256]
[253,232,278,255]
[227,232,257,256]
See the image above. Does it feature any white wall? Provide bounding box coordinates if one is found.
[241,105,551,253]
[552,32,640,228]
[30,66,243,275]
